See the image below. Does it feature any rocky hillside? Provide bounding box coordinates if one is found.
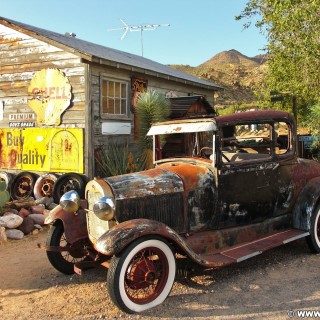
[170,49,268,111]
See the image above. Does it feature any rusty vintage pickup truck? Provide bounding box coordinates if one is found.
[43,110,320,313]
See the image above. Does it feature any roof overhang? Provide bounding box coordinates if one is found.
[0,16,223,92]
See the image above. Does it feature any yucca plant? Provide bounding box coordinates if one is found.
[136,90,171,169]
[95,144,143,177]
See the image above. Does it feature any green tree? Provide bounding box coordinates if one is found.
[136,90,170,169]
[236,0,320,119]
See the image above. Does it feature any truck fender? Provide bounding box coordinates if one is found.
[292,176,320,231]
[45,205,88,244]
[95,219,215,267]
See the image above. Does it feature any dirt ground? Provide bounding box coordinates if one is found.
[0,227,319,320]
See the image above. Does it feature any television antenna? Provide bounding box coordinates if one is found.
[108,19,170,57]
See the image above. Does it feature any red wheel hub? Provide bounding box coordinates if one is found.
[128,259,157,290]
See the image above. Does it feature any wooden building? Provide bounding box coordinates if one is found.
[0,16,222,180]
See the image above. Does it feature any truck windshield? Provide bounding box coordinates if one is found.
[148,120,217,163]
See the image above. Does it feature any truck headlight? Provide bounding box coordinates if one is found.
[93,196,115,221]
[60,190,80,213]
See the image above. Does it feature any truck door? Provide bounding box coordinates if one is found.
[218,123,278,228]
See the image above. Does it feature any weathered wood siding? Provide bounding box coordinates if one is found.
[0,24,86,127]
[0,23,215,179]
[89,64,214,149]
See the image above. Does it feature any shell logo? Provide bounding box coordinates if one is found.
[28,69,72,126]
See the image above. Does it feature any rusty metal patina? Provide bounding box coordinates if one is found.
[86,111,320,267]
[44,201,88,244]
[43,110,320,313]
[0,128,84,173]
[28,68,72,126]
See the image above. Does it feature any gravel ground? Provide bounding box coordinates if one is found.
[0,227,319,320]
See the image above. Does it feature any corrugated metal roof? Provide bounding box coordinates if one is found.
[169,95,215,118]
[0,16,223,91]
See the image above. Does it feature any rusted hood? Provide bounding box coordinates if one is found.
[158,161,215,191]
[104,167,184,200]
[104,161,215,200]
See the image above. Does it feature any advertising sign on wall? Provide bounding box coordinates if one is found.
[0,128,84,173]
[27,68,72,126]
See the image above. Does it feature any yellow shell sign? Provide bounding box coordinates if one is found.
[28,69,72,126]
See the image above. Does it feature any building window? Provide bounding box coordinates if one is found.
[101,78,128,117]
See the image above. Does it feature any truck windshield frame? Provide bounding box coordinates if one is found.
[148,120,216,165]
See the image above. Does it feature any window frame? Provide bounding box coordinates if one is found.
[218,120,295,167]
[273,120,294,159]
[100,76,130,120]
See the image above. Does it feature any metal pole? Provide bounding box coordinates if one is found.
[141,29,143,57]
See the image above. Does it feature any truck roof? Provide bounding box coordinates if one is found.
[216,110,293,126]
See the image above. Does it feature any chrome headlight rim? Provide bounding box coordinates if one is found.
[93,196,116,221]
[59,190,80,213]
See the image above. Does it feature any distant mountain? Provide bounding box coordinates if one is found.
[169,49,268,110]
[200,49,260,67]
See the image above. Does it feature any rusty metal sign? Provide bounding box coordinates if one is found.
[28,69,72,126]
[131,77,148,93]
[0,128,84,173]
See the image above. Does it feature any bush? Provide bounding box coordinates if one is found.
[95,144,144,177]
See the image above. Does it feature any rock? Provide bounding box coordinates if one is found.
[3,211,15,216]
[28,214,45,225]
[18,207,30,218]
[32,229,39,235]
[30,205,45,215]
[6,229,24,240]
[34,224,43,230]
[35,197,54,208]
[48,203,58,210]
[3,208,19,215]
[4,197,35,209]
[0,226,7,244]
[18,217,35,235]
[0,213,23,229]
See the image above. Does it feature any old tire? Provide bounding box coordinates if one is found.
[107,236,176,313]
[52,173,86,204]
[33,173,58,199]
[46,221,86,275]
[10,171,38,200]
[0,172,14,191]
[306,205,320,253]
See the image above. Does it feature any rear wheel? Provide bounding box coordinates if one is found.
[46,222,87,274]
[34,173,58,199]
[10,171,38,200]
[52,173,86,204]
[107,237,176,313]
[306,205,320,253]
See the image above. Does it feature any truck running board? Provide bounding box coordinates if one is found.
[201,229,309,267]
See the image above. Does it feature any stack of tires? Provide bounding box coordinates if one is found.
[0,171,87,203]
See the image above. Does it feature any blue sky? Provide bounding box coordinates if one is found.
[1,0,267,66]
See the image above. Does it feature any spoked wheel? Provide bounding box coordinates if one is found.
[107,236,176,313]
[52,173,86,204]
[10,171,38,200]
[46,221,88,274]
[306,205,320,253]
[34,173,58,199]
